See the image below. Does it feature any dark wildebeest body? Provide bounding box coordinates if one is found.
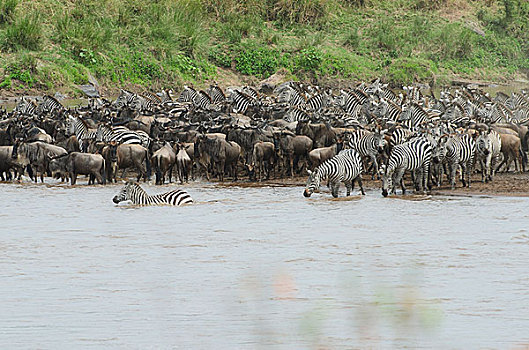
[12,141,67,182]
[175,143,193,184]
[296,121,336,148]
[49,152,106,185]
[102,144,151,182]
[248,141,277,181]
[195,135,241,181]
[151,142,176,185]
[0,146,24,180]
[496,133,526,173]
[275,132,313,177]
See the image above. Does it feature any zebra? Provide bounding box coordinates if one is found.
[96,124,151,148]
[303,148,365,198]
[114,89,154,112]
[437,133,476,189]
[400,103,429,130]
[229,89,258,115]
[36,95,65,116]
[67,115,97,152]
[13,97,37,116]
[381,137,432,197]
[113,181,193,206]
[284,106,311,122]
[375,98,402,122]
[475,129,501,182]
[347,130,386,179]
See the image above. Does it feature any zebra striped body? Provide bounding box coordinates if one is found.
[37,95,65,115]
[382,137,432,196]
[439,134,476,189]
[229,89,257,115]
[476,130,501,182]
[114,89,154,112]
[96,124,151,148]
[347,130,386,178]
[113,182,193,206]
[303,149,365,198]
[67,115,96,152]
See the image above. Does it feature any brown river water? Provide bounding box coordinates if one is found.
[1,179,528,349]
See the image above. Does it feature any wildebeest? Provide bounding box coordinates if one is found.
[496,133,526,173]
[175,142,193,184]
[102,144,151,182]
[151,142,176,185]
[308,141,343,170]
[12,141,68,182]
[248,141,277,182]
[296,121,336,148]
[195,134,241,181]
[49,152,106,185]
[0,146,23,180]
[274,131,313,177]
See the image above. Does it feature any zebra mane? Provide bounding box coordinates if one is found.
[127,181,147,194]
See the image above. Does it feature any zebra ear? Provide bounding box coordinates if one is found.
[306,169,312,176]
[122,180,127,184]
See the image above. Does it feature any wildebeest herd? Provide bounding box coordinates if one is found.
[0,79,528,205]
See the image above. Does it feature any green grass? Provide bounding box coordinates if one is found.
[0,0,528,95]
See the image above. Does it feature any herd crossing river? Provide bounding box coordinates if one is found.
[1,80,529,348]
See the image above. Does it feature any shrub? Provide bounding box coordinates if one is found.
[2,13,42,51]
[236,44,281,77]
[0,0,17,25]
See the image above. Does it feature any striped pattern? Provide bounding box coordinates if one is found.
[113,182,193,206]
[476,130,501,182]
[347,130,386,178]
[304,149,364,198]
[440,133,476,189]
[67,115,96,152]
[96,124,151,148]
[382,137,432,196]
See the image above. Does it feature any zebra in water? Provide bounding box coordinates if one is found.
[475,129,501,182]
[381,137,432,197]
[437,133,476,189]
[113,181,193,206]
[303,148,365,198]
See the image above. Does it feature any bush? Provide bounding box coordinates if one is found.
[236,44,282,77]
[386,57,436,85]
[2,13,41,51]
[0,0,17,25]
[271,0,328,25]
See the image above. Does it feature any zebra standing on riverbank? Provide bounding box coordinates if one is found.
[113,181,193,206]
[382,137,432,197]
[438,133,476,189]
[303,148,365,198]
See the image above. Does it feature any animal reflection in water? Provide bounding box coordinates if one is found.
[113,181,193,206]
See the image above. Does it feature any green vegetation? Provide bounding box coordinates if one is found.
[0,0,528,94]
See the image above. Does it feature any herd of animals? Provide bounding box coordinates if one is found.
[0,79,528,206]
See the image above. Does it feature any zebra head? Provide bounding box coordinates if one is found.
[476,131,491,156]
[432,136,448,164]
[303,169,321,198]
[113,181,134,204]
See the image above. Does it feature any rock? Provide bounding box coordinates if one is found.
[77,84,100,98]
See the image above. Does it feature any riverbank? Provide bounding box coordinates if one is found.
[0,1,528,96]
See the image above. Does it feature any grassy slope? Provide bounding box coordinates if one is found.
[0,0,528,96]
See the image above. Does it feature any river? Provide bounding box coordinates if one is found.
[1,180,528,348]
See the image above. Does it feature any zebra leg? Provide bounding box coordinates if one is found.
[345,181,352,196]
[479,158,486,183]
[450,163,457,189]
[356,176,366,195]
[331,181,340,198]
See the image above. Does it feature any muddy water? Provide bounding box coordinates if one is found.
[1,181,528,349]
